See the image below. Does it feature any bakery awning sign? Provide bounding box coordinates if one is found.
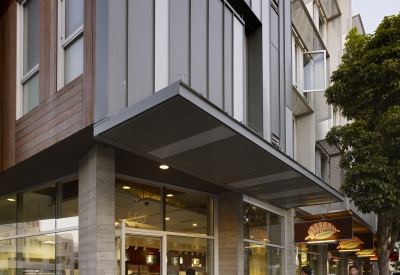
[328,233,374,251]
[295,217,353,243]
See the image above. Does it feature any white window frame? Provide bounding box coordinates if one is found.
[16,0,40,119]
[57,0,84,90]
[303,50,326,92]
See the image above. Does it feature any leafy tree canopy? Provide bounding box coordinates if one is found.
[324,14,400,274]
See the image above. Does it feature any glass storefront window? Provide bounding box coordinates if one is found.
[244,242,284,275]
[57,178,79,229]
[0,238,16,274]
[115,178,162,231]
[0,194,17,238]
[56,230,79,275]
[17,234,56,274]
[165,188,213,236]
[167,235,213,275]
[243,202,284,246]
[18,184,56,234]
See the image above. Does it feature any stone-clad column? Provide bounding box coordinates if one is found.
[218,191,244,275]
[79,145,115,275]
[285,208,296,275]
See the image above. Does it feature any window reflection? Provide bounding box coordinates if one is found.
[0,239,16,274]
[167,235,213,275]
[165,189,213,236]
[243,203,284,246]
[17,234,56,275]
[115,178,162,231]
[245,243,284,275]
[18,185,56,234]
[57,178,79,229]
[57,230,79,275]
[0,195,17,238]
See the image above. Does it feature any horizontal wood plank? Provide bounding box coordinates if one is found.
[16,109,82,156]
[16,101,83,149]
[15,120,84,163]
[16,91,83,140]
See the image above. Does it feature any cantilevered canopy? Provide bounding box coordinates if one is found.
[94,81,344,208]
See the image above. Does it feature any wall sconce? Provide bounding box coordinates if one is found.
[180,257,183,264]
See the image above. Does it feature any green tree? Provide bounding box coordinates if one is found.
[324,14,400,275]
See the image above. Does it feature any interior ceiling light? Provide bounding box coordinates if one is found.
[165,217,170,220]
[122,186,131,190]
[160,165,169,170]
[166,194,174,197]
[7,198,15,202]
[193,223,197,226]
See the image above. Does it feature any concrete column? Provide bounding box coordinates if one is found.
[285,208,296,275]
[218,191,244,275]
[79,145,115,275]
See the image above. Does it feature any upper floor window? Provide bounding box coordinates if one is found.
[58,0,84,88]
[18,0,40,116]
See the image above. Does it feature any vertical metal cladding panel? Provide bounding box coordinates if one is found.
[314,92,329,123]
[251,0,262,21]
[95,0,108,122]
[270,45,280,136]
[169,0,190,85]
[224,9,233,116]
[233,16,245,123]
[295,114,314,171]
[108,0,127,115]
[190,0,208,96]
[128,0,155,106]
[247,27,263,134]
[329,155,342,191]
[154,0,169,92]
[208,0,224,108]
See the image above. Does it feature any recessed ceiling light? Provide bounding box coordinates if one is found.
[160,165,169,169]
[122,186,131,190]
[166,194,174,197]
[7,198,15,202]
[165,217,170,220]
[193,223,197,226]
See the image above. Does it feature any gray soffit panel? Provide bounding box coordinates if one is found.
[94,81,344,208]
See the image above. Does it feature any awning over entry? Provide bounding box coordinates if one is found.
[94,81,344,208]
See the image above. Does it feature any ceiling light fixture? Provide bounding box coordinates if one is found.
[122,186,131,190]
[193,223,197,226]
[166,194,174,197]
[165,217,170,220]
[160,165,169,170]
[7,198,15,202]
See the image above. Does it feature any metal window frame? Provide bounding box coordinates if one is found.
[302,50,326,93]
[57,0,84,89]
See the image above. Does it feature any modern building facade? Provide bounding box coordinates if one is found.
[0,1,374,275]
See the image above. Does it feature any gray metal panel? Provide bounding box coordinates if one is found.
[208,0,224,109]
[285,107,293,158]
[279,1,286,151]
[223,8,233,115]
[169,0,190,84]
[247,26,263,134]
[270,8,279,48]
[128,0,155,105]
[190,0,208,95]
[108,0,127,115]
[271,45,280,137]
[284,0,292,109]
[95,0,109,122]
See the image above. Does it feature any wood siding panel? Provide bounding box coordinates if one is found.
[16,121,84,163]
[16,86,83,140]
[0,1,16,170]
[15,79,83,164]
[16,77,82,134]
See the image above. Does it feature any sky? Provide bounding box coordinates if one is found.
[352,0,400,34]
